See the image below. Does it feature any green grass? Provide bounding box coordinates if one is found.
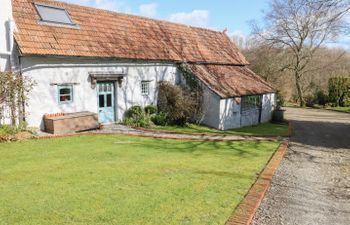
[152,122,289,137]
[325,106,350,113]
[0,135,280,225]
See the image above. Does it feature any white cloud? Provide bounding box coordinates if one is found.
[169,10,209,28]
[139,3,158,18]
[229,30,244,39]
[228,30,247,49]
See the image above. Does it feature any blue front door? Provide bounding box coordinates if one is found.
[97,82,115,123]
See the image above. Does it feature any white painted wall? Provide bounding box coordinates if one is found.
[0,0,14,72]
[18,55,275,130]
[240,108,260,127]
[21,57,177,129]
[212,93,276,130]
[201,86,221,129]
[261,93,276,122]
[218,98,241,130]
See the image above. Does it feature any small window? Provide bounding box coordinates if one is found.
[35,4,74,25]
[141,81,150,96]
[58,85,73,104]
[241,95,261,112]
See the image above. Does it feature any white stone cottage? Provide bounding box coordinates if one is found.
[0,0,276,130]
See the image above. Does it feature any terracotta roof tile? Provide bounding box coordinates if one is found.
[190,64,275,98]
[13,0,248,65]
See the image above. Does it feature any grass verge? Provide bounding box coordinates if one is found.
[325,106,350,113]
[151,122,289,137]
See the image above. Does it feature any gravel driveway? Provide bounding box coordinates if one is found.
[252,107,350,225]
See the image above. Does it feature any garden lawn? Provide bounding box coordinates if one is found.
[0,135,280,225]
[152,122,289,137]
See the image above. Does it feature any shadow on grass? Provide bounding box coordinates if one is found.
[133,138,272,158]
[193,169,253,179]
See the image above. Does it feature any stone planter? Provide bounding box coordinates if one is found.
[44,111,99,134]
[273,109,285,122]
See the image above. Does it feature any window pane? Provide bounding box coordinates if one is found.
[98,84,103,92]
[107,84,112,92]
[241,95,261,111]
[104,84,107,92]
[141,81,149,95]
[36,5,73,24]
[106,94,112,107]
[58,86,72,103]
[60,95,71,102]
[99,95,105,108]
[60,88,71,95]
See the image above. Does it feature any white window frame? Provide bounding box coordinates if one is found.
[141,81,150,96]
[58,85,73,104]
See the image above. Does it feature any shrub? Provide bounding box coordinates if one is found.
[124,115,151,128]
[328,76,350,107]
[151,112,168,126]
[124,106,151,128]
[144,105,157,115]
[157,81,196,126]
[0,123,30,143]
[343,95,350,107]
[0,125,20,135]
[275,91,285,110]
[315,90,328,106]
[304,95,315,107]
[124,106,143,119]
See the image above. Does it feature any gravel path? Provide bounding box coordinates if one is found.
[252,107,350,225]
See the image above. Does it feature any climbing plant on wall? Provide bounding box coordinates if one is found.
[0,72,35,125]
[178,63,201,91]
[177,63,206,124]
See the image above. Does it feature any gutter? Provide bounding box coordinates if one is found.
[8,18,16,71]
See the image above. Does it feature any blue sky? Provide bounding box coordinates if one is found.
[63,0,349,49]
[63,0,269,37]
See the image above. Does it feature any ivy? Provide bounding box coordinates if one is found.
[177,63,205,124]
[178,63,200,91]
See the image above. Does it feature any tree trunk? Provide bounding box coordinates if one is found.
[18,75,26,123]
[10,97,16,125]
[295,73,305,107]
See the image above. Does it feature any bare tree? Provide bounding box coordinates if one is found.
[252,0,350,106]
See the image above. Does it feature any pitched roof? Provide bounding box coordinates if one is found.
[190,64,275,98]
[12,0,248,65]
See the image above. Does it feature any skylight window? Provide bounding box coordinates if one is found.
[35,4,74,25]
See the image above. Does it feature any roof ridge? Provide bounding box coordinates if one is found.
[49,0,224,35]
